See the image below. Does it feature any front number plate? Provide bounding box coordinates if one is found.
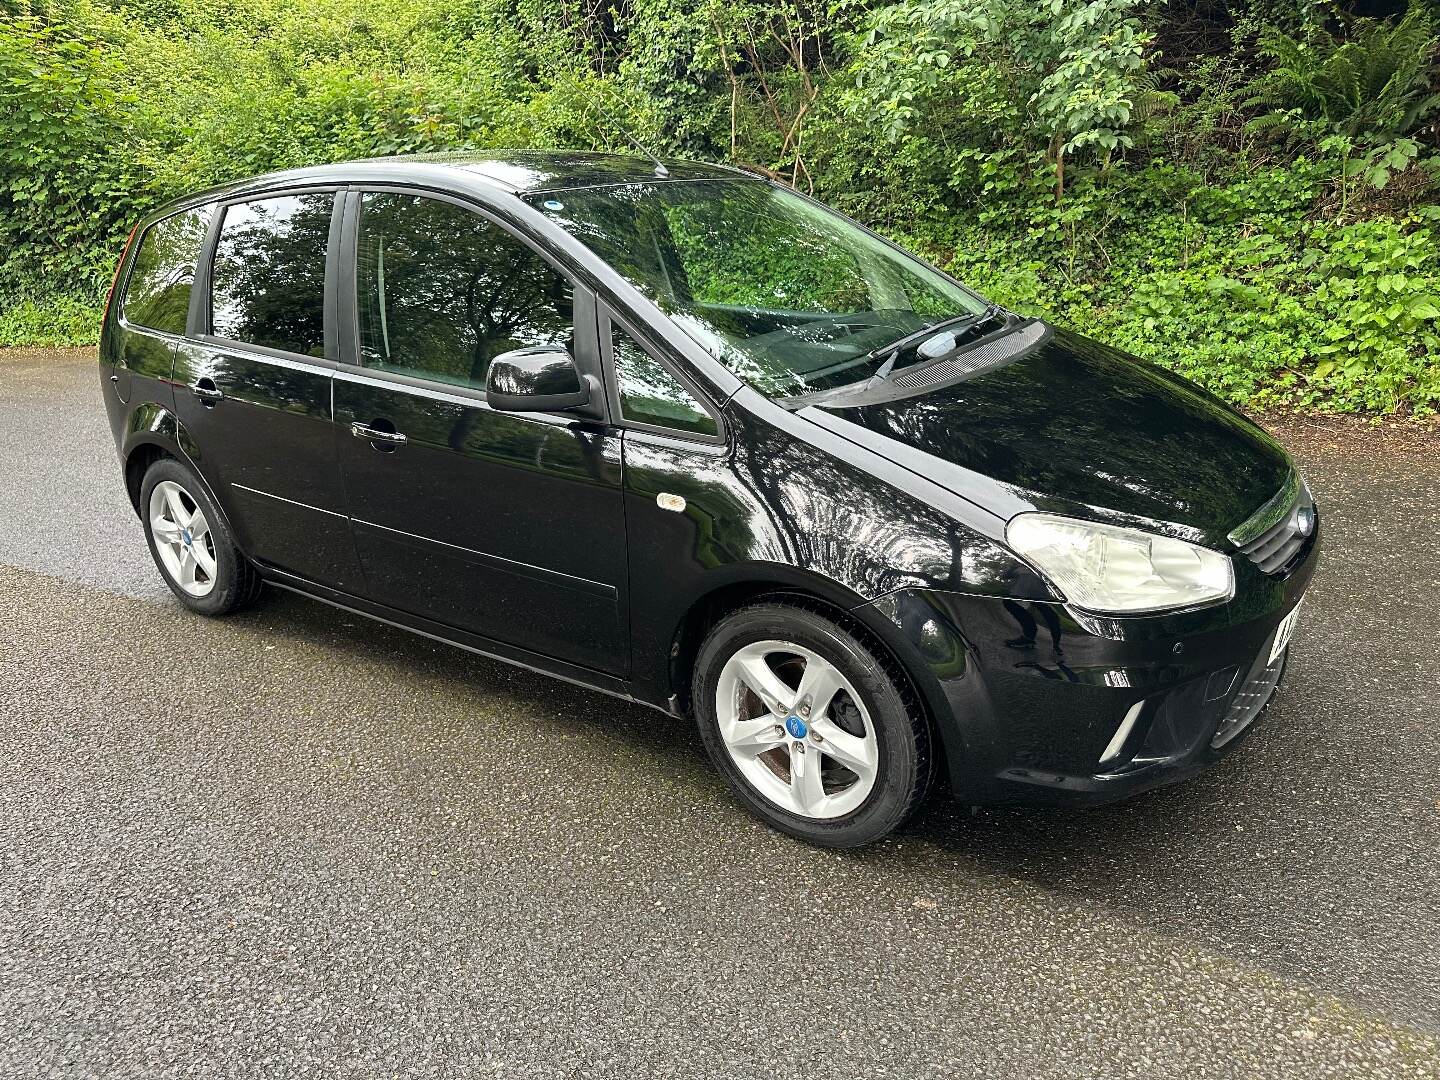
[1268,601,1303,667]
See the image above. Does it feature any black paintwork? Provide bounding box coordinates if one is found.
[485,347,593,412]
[816,325,1292,547]
[99,151,1319,807]
[332,371,629,673]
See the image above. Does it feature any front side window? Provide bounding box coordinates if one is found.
[123,207,213,335]
[612,324,717,437]
[531,180,986,397]
[210,193,333,357]
[356,192,574,392]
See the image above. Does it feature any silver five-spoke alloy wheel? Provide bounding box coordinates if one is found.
[148,480,218,598]
[715,640,878,819]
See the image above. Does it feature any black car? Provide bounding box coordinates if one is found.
[100,151,1318,847]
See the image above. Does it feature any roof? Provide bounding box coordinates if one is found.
[354,150,750,193]
[146,151,759,228]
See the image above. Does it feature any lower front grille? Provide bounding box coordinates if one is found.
[1211,650,1285,749]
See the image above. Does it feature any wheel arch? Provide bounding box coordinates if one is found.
[123,442,174,515]
[663,573,952,787]
[120,404,211,516]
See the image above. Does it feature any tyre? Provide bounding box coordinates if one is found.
[693,601,932,848]
[140,457,263,616]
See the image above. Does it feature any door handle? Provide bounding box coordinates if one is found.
[192,379,223,404]
[350,421,407,446]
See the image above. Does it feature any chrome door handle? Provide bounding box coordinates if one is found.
[350,422,407,446]
[191,382,223,402]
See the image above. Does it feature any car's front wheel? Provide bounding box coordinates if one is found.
[140,457,262,616]
[693,602,933,848]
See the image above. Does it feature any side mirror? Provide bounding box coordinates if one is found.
[486,346,591,413]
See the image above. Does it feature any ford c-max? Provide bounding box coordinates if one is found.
[100,151,1318,847]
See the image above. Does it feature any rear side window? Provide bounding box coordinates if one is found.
[356,192,574,391]
[123,207,212,335]
[210,193,333,357]
[611,324,717,437]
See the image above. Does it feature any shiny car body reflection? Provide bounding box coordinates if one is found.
[100,151,1318,826]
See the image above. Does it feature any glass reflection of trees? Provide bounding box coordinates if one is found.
[125,207,213,334]
[357,194,574,391]
[211,194,332,357]
[664,197,872,313]
[533,180,984,396]
[612,325,717,436]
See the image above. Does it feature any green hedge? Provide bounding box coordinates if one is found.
[2,0,1437,414]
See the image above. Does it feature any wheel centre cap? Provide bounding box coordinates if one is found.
[784,714,808,739]
[181,528,193,547]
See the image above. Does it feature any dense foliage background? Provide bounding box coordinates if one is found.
[2,0,1438,414]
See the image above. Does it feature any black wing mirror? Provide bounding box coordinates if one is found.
[486,346,591,413]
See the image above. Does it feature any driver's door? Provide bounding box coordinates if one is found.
[333,189,627,675]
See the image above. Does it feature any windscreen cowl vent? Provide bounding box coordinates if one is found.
[889,320,1049,392]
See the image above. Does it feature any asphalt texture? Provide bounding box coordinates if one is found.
[1,347,1438,1079]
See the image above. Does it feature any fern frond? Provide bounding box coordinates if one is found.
[1245,0,1439,139]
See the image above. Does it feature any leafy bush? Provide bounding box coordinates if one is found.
[853,0,1158,197]
[0,293,105,347]
[0,13,148,318]
[932,177,1440,416]
[0,0,1437,415]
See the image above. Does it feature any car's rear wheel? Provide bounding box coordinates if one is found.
[694,602,932,848]
[140,458,262,615]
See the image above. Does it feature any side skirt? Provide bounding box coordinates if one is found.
[259,565,670,717]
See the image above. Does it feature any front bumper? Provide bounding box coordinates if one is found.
[990,634,1290,805]
[861,521,1319,807]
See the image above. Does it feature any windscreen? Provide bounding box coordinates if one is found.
[530,180,986,396]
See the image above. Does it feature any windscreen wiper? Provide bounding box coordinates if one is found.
[951,301,1006,341]
[864,348,902,390]
[778,303,1011,408]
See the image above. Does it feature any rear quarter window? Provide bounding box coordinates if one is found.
[122,207,213,335]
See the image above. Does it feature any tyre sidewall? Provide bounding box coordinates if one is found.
[694,603,928,848]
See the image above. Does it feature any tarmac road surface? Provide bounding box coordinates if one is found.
[2,347,1438,1079]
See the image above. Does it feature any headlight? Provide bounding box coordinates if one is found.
[1006,513,1234,614]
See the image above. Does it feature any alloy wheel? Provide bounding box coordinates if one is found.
[715,640,878,819]
[148,480,218,598]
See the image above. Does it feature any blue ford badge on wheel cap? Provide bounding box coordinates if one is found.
[785,714,807,739]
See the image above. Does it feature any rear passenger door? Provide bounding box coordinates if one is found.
[172,189,363,590]
[332,189,628,675]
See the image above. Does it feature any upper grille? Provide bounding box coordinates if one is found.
[1228,473,1317,576]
